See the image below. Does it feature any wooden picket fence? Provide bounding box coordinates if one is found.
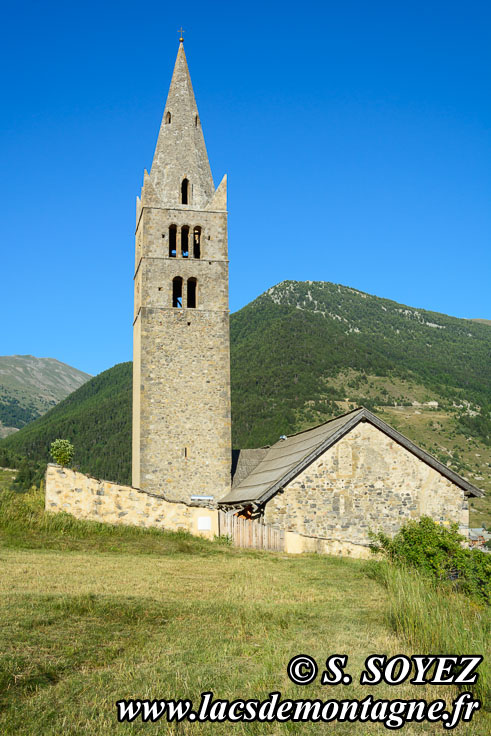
[218,511,284,552]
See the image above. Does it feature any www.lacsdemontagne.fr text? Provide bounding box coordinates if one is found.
[116,691,480,729]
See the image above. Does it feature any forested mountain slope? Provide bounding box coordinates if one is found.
[0,363,131,486]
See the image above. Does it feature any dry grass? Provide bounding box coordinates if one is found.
[0,551,489,733]
[0,487,489,734]
[368,562,490,704]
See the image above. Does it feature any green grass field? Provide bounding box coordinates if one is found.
[0,486,489,735]
[0,467,16,488]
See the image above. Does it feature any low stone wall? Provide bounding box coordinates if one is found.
[45,464,218,538]
[284,531,371,558]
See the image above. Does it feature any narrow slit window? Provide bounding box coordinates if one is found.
[169,225,177,257]
[165,111,171,124]
[195,115,199,127]
[172,277,183,308]
[181,226,189,258]
[181,178,189,204]
[187,278,197,309]
[193,227,201,259]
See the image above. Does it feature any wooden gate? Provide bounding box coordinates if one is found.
[218,511,284,552]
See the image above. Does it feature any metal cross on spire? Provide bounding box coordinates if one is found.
[178,26,185,43]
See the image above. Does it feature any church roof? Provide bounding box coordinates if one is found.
[231,448,270,489]
[220,408,484,506]
[147,41,215,208]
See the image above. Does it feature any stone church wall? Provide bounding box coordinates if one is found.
[263,423,469,552]
[45,464,218,537]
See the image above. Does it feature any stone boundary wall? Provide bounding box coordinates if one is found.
[284,531,372,558]
[44,464,420,558]
[45,464,218,538]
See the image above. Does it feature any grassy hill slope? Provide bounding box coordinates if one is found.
[230,281,489,447]
[1,281,489,521]
[0,355,91,436]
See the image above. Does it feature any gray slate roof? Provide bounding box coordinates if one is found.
[232,448,270,488]
[221,408,484,506]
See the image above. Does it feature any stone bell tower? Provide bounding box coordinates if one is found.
[132,39,231,503]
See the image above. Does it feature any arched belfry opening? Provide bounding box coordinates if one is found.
[187,278,197,309]
[165,111,171,124]
[181,178,189,205]
[193,227,201,259]
[181,226,189,258]
[169,225,177,257]
[172,277,183,308]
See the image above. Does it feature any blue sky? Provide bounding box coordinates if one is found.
[1,0,490,376]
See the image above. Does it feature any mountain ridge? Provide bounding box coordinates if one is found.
[0,355,91,437]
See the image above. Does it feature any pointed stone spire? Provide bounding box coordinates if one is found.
[149,41,215,208]
[206,174,227,211]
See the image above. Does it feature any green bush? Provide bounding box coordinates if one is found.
[369,517,491,605]
[50,439,74,467]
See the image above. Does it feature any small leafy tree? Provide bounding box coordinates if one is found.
[370,517,491,604]
[50,439,74,467]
